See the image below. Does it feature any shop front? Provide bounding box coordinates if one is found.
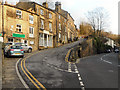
[6,33,26,44]
[39,30,53,49]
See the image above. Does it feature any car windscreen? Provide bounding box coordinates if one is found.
[10,46,22,49]
[14,43,22,46]
[5,43,12,45]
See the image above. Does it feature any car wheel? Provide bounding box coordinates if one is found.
[7,52,10,58]
[28,48,32,53]
[21,55,24,58]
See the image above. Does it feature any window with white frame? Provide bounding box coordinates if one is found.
[29,15,34,24]
[16,24,22,32]
[41,19,44,29]
[29,27,34,37]
[49,22,52,32]
[40,9,44,15]
[64,19,66,23]
[59,33,61,39]
[59,23,61,30]
[49,13,52,19]
[59,15,60,20]
[16,10,22,19]
[65,27,67,32]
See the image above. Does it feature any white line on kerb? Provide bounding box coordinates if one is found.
[74,64,85,89]
[16,58,29,89]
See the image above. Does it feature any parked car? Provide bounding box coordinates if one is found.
[14,43,32,53]
[4,45,24,57]
[106,49,111,53]
[114,49,119,53]
[5,42,14,46]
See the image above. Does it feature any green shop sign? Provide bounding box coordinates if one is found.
[0,34,2,37]
[12,33,25,38]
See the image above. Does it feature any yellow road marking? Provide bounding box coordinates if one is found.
[23,58,46,90]
[65,48,76,64]
[21,59,40,89]
[20,51,46,90]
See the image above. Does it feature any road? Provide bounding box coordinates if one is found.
[17,40,119,89]
[18,39,84,89]
[76,53,119,89]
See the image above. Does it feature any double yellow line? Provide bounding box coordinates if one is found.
[20,52,46,90]
[65,48,72,63]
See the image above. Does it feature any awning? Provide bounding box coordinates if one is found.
[12,33,25,38]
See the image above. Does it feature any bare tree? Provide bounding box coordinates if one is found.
[86,7,109,37]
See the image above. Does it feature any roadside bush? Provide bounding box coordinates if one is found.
[93,37,108,54]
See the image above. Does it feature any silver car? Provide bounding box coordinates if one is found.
[14,43,32,53]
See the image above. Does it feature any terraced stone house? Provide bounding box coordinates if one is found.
[0,1,79,50]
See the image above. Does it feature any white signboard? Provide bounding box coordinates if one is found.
[30,41,34,45]
[0,37,3,42]
[43,30,49,34]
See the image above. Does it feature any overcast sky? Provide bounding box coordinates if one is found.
[5,0,120,34]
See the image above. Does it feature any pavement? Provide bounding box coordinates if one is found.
[2,51,39,89]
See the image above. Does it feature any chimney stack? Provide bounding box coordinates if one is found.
[55,2,61,13]
[43,2,48,8]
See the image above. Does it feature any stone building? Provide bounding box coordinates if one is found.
[0,2,39,51]
[55,2,68,46]
[0,1,79,50]
[16,1,57,49]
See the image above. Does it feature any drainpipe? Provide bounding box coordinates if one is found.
[2,0,4,42]
[56,12,58,47]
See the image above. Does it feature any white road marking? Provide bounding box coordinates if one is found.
[79,77,82,81]
[78,74,80,77]
[81,87,85,90]
[74,64,85,89]
[80,81,84,86]
[103,60,112,64]
[68,62,72,72]
[101,54,112,64]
